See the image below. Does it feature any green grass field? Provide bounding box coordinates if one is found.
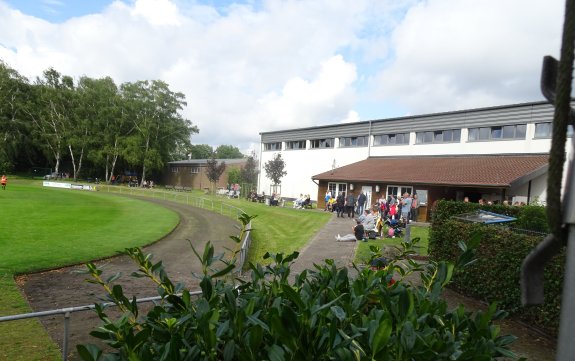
[0,180,179,361]
[354,225,430,265]
[0,180,332,360]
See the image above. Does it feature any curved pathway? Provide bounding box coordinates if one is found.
[19,197,238,360]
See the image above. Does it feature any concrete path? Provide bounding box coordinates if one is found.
[289,212,360,276]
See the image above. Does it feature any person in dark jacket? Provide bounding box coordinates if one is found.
[345,192,356,218]
[336,192,345,217]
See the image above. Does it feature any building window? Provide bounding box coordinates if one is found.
[339,136,368,147]
[171,167,179,173]
[386,185,413,198]
[264,142,282,151]
[373,132,410,146]
[534,122,552,138]
[286,140,306,150]
[328,182,347,197]
[468,124,526,141]
[415,129,461,144]
[534,122,574,138]
[310,138,334,149]
[190,167,200,174]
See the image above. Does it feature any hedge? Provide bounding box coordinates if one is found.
[429,200,563,336]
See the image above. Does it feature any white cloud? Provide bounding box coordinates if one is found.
[0,0,567,152]
[254,55,358,130]
[131,0,181,26]
[373,0,564,114]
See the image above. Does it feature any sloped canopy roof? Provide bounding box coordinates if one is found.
[312,154,549,187]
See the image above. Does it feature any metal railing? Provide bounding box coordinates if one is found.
[0,291,203,360]
[0,184,252,360]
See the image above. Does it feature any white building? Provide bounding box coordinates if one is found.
[258,101,571,218]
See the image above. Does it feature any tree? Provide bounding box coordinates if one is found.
[80,76,125,183]
[0,61,34,173]
[189,144,214,159]
[215,144,243,159]
[240,152,258,185]
[205,156,226,193]
[227,167,241,185]
[120,80,197,186]
[264,153,286,186]
[29,68,75,176]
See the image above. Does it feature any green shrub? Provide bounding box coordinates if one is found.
[77,214,520,361]
[429,200,562,336]
[515,204,550,233]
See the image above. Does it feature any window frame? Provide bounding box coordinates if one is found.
[467,124,527,141]
[264,142,282,151]
[339,135,369,148]
[285,140,307,150]
[415,129,461,144]
[310,138,335,149]
[373,132,410,146]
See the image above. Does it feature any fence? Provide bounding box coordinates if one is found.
[0,184,252,361]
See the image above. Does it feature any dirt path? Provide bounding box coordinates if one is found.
[18,197,239,361]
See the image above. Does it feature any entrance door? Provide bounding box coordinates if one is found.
[414,189,428,222]
[362,186,373,210]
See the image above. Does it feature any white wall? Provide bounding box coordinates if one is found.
[258,125,571,201]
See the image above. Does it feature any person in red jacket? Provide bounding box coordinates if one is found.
[1,175,7,190]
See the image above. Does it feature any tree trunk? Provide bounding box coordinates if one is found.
[68,144,77,181]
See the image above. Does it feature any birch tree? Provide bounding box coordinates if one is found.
[121,80,197,185]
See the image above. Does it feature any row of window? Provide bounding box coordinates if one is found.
[264,122,562,151]
[171,166,200,174]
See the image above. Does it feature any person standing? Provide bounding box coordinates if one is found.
[401,193,412,223]
[324,191,332,211]
[336,192,345,217]
[357,191,367,215]
[345,191,356,218]
[1,175,6,190]
[411,194,419,222]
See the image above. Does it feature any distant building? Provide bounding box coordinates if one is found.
[258,100,572,220]
[164,158,247,191]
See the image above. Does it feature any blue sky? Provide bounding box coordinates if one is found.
[4,0,112,22]
[0,0,565,151]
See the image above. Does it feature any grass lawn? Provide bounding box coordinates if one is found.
[355,225,430,265]
[1,181,332,360]
[0,179,179,361]
[99,186,333,264]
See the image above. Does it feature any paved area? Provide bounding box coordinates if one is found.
[290,211,556,361]
[290,212,360,276]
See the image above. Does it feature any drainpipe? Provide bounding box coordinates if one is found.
[527,180,532,204]
[367,120,372,157]
[258,138,263,194]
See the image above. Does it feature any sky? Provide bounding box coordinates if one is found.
[0,0,567,154]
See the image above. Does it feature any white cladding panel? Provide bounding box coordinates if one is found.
[258,102,571,201]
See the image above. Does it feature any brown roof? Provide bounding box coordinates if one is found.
[312,154,549,187]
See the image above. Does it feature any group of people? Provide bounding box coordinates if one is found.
[293,194,311,209]
[333,191,421,242]
[324,190,367,218]
[326,190,420,224]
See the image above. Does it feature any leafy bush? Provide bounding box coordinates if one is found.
[429,200,563,336]
[77,213,520,361]
[514,205,549,233]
